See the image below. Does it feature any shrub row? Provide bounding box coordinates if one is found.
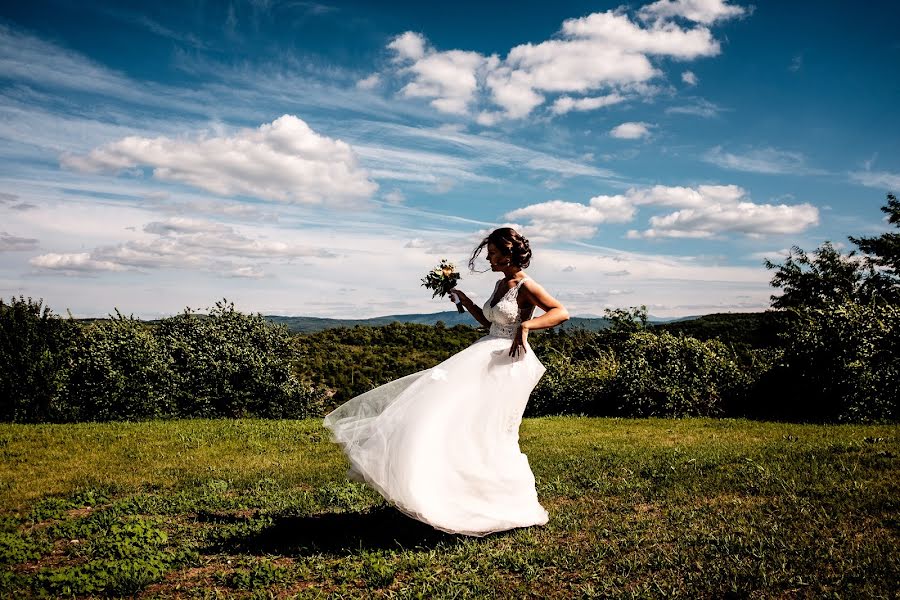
[754,299,899,423]
[1,298,327,423]
[528,299,897,423]
[528,331,750,419]
[2,296,896,423]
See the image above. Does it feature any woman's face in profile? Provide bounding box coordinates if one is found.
[486,243,506,270]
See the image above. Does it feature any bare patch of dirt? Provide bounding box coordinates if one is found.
[65,506,94,519]
[139,564,223,598]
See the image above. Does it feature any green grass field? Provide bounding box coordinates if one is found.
[1,417,898,598]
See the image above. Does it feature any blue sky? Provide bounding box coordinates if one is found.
[1,0,898,318]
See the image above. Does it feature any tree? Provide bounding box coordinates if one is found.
[0,296,80,422]
[603,305,648,332]
[765,242,867,309]
[762,194,900,423]
[766,194,900,308]
[849,193,900,302]
[850,193,900,275]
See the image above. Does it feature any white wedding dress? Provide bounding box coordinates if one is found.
[323,275,549,537]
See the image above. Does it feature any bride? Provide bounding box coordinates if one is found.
[323,227,570,536]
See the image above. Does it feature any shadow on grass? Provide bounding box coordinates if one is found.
[207,505,469,556]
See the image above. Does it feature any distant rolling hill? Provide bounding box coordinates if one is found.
[263,311,480,333]
[262,311,699,334]
[75,310,765,336]
[652,311,789,348]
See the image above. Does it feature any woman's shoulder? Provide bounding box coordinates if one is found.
[520,274,545,294]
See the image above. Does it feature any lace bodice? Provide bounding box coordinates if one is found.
[483,276,534,339]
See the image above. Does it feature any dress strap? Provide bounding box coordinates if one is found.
[514,276,529,289]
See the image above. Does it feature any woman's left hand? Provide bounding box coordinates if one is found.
[509,324,529,358]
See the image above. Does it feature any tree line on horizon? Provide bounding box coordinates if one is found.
[1,194,897,424]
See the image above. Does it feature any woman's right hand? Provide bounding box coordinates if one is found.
[449,290,470,306]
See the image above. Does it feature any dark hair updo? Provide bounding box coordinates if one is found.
[468,227,532,272]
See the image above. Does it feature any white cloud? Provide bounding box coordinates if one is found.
[638,0,747,24]
[681,70,698,85]
[523,222,603,242]
[559,10,722,58]
[626,185,819,238]
[550,93,625,114]
[389,33,486,115]
[29,252,124,272]
[142,218,231,236]
[383,190,405,205]
[610,122,653,139]
[747,249,790,261]
[383,5,738,123]
[483,64,545,119]
[62,115,378,206]
[665,97,723,117]
[228,266,265,279]
[703,146,825,175]
[146,196,278,222]
[139,218,336,259]
[387,31,427,61]
[407,50,486,115]
[504,195,638,241]
[507,197,636,225]
[542,179,563,190]
[522,156,616,178]
[849,170,900,190]
[356,73,381,90]
[504,184,818,242]
[30,216,337,275]
[351,143,497,186]
[629,183,744,208]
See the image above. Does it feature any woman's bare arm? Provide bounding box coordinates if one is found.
[507,279,569,357]
[451,291,491,328]
[519,280,570,330]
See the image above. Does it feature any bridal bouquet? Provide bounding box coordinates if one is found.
[421,259,464,313]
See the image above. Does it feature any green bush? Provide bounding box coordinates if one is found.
[610,331,746,418]
[0,297,80,422]
[770,299,899,422]
[2,298,327,423]
[528,329,750,418]
[56,311,175,422]
[155,300,326,419]
[528,350,617,417]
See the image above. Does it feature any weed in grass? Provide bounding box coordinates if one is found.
[0,529,50,565]
[219,558,294,591]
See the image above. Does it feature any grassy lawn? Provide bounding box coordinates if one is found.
[1,417,897,598]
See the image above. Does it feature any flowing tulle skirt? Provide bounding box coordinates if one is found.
[322,333,549,537]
